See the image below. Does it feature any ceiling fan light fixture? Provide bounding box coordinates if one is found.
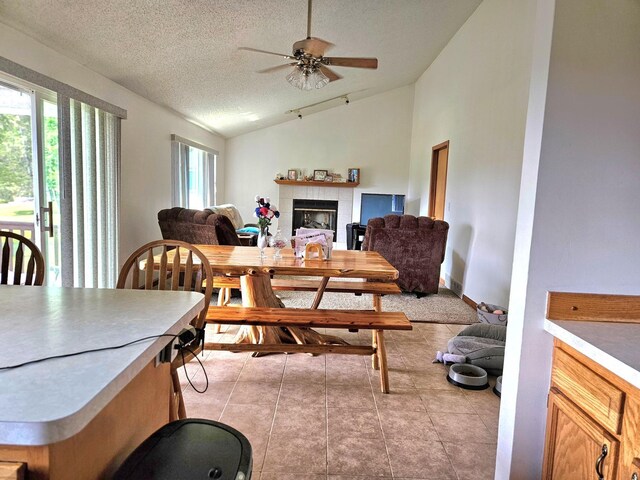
[312,69,330,89]
[286,66,329,90]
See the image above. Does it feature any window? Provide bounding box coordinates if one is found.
[171,135,217,209]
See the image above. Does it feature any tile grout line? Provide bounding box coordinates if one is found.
[258,353,287,476]
[324,352,329,479]
[367,348,396,479]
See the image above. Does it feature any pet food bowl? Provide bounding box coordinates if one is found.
[493,375,502,397]
[447,364,489,390]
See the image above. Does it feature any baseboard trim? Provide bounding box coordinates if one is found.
[462,294,477,311]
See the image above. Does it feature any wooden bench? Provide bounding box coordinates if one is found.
[205,306,412,393]
[211,276,402,325]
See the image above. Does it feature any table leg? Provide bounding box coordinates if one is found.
[310,276,330,309]
[232,272,347,347]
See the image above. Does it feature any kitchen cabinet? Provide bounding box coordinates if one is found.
[543,341,640,480]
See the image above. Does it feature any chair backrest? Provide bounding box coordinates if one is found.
[362,215,449,294]
[157,208,241,246]
[116,240,214,331]
[0,231,45,286]
[208,204,245,230]
[362,214,449,262]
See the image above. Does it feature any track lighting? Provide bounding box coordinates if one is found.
[285,93,354,119]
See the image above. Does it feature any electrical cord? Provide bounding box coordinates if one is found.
[180,345,209,394]
[0,333,179,371]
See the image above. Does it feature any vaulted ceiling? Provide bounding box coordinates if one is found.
[0,0,481,137]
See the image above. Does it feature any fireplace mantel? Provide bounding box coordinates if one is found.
[275,180,359,188]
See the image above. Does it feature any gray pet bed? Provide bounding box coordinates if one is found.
[447,323,506,376]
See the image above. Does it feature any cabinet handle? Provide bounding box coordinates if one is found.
[631,473,638,480]
[595,444,608,480]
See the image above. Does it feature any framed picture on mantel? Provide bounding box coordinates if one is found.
[348,168,360,183]
[313,169,328,181]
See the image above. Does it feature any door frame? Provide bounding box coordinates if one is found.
[428,140,449,219]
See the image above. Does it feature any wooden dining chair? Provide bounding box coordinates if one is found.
[0,231,45,286]
[116,240,214,421]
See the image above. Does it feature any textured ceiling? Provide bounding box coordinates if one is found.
[0,0,481,137]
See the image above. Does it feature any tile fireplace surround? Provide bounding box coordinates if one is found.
[278,184,354,245]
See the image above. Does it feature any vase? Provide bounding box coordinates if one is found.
[257,226,269,258]
[269,229,288,259]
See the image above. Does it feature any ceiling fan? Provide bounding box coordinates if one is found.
[239,0,378,90]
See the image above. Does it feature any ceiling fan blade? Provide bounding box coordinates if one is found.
[238,47,296,60]
[322,57,378,69]
[256,63,297,74]
[319,65,342,82]
[292,37,334,57]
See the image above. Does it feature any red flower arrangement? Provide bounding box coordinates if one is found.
[253,195,280,231]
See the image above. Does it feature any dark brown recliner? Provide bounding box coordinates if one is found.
[157,207,241,246]
[362,214,449,295]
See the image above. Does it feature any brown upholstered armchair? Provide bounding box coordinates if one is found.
[157,207,242,246]
[362,214,449,296]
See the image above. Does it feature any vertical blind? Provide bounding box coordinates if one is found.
[68,101,119,288]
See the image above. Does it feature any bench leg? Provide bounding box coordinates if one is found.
[375,330,389,393]
[371,332,379,370]
[210,288,226,334]
[371,294,382,370]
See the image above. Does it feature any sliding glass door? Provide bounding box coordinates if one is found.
[0,82,61,285]
[1,63,123,288]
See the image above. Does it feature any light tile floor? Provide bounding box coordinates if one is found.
[180,322,500,480]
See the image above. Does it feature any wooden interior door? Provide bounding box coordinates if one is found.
[428,141,449,220]
[543,388,619,480]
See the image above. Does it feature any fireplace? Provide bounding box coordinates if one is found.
[292,199,338,240]
[277,185,353,245]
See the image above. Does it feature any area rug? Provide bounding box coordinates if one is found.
[214,285,477,325]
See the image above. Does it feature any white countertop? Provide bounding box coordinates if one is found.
[544,319,640,389]
[0,287,204,446]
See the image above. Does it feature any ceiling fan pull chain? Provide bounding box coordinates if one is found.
[307,0,313,39]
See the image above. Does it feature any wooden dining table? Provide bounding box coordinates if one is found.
[193,244,400,346]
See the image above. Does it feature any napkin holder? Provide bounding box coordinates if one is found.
[304,243,325,260]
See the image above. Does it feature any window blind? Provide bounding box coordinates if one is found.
[68,100,119,287]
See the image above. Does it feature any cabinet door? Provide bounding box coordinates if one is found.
[543,388,619,479]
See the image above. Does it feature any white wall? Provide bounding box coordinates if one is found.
[498,0,640,477]
[224,85,414,226]
[0,23,226,264]
[408,0,537,307]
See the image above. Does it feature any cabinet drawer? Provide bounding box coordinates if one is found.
[552,347,625,434]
